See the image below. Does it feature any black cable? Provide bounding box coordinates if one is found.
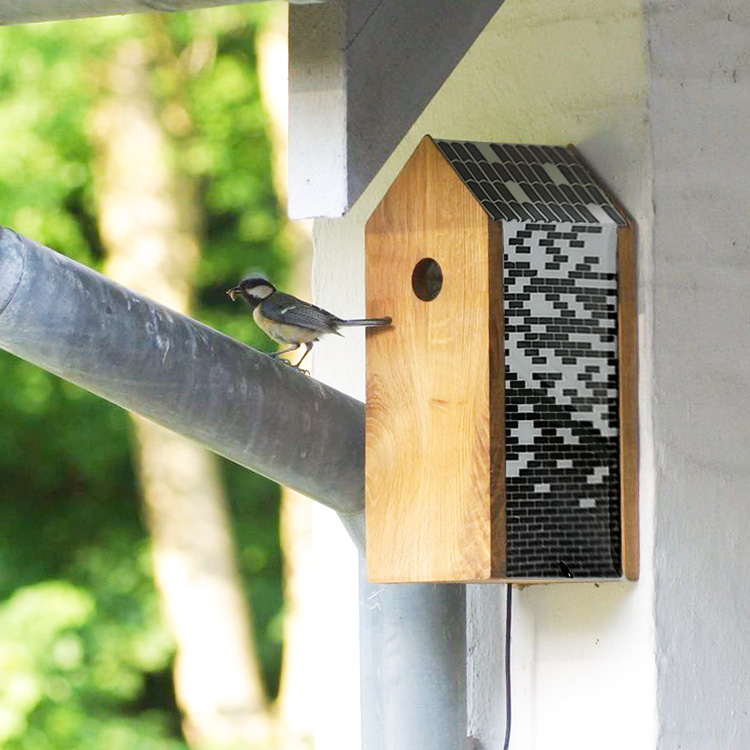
[503,583,513,750]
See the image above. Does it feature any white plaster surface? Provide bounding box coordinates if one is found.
[311,0,657,748]
[310,504,361,750]
[646,2,750,748]
[289,0,348,219]
[309,212,368,750]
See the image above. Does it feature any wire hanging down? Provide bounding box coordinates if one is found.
[503,584,513,750]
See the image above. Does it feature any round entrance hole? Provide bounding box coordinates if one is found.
[411,257,443,301]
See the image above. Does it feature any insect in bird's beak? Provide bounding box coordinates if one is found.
[227,287,240,301]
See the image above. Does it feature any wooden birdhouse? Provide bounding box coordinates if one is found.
[364,136,637,583]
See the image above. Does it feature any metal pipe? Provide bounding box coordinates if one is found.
[0,227,468,748]
[0,227,365,544]
[359,562,468,750]
[0,0,324,28]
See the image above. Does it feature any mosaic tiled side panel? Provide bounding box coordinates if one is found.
[503,221,621,578]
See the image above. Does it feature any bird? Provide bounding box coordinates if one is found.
[227,275,392,369]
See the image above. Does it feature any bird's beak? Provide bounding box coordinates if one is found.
[227,287,240,301]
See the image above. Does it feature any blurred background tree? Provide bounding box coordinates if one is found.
[0,6,308,748]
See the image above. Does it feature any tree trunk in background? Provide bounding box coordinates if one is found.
[256,9,315,750]
[89,32,272,749]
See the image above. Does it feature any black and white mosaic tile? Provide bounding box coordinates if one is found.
[435,138,626,578]
[435,139,626,227]
[503,221,621,578]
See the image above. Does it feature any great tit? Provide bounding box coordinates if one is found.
[227,276,392,369]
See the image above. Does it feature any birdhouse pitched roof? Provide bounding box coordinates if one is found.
[434,138,626,226]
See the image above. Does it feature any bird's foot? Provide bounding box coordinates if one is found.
[277,358,309,376]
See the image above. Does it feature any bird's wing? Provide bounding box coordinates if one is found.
[260,292,343,333]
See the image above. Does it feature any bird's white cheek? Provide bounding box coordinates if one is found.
[251,284,275,299]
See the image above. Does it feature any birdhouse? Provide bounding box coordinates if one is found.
[364,136,637,583]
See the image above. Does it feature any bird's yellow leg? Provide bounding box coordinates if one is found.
[294,342,314,370]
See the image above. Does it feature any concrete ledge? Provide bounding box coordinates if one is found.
[288,0,505,218]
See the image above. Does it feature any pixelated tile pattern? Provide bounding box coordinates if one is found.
[435,140,626,227]
[503,221,621,578]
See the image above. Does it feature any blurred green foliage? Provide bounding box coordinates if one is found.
[0,7,287,748]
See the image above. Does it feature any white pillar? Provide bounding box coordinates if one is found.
[311,1,656,748]
[647,2,750,747]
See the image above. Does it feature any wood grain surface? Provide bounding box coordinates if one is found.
[617,219,639,581]
[365,136,498,582]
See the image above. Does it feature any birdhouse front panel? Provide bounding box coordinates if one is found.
[365,136,637,584]
[364,139,501,583]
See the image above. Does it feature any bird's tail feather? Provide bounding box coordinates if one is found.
[338,317,392,328]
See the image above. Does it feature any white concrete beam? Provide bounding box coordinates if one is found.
[288,0,506,218]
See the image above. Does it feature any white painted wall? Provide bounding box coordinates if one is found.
[309,1,658,748]
[647,2,750,748]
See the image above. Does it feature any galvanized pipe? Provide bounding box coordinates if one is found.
[359,566,468,750]
[0,226,468,748]
[0,226,365,544]
[0,0,323,28]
